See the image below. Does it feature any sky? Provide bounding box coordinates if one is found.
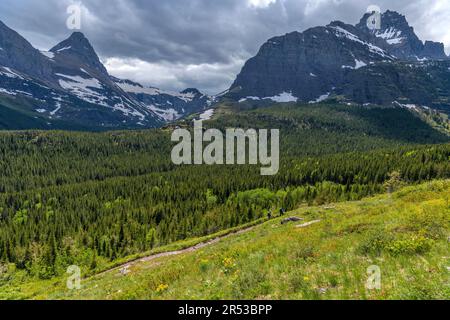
[0,0,449,94]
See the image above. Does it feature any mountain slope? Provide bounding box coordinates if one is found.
[227,10,450,113]
[229,21,394,103]
[0,21,212,130]
[0,20,53,81]
[206,102,450,152]
[114,78,214,121]
[8,180,449,300]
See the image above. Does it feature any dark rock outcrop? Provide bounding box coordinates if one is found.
[281,217,303,225]
[421,41,447,60]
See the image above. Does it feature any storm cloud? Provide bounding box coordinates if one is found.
[0,0,449,93]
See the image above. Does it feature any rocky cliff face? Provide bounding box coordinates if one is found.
[229,20,394,103]
[0,21,53,81]
[228,10,450,113]
[356,10,447,60]
[422,41,447,60]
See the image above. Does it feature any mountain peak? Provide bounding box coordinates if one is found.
[50,32,108,75]
[68,31,87,39]
[356,10,411,33]
[50,31,94,54]
[64,31,90,44]
[355,10,425,59]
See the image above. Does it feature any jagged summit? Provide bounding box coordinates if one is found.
[356,10,446,60]
[50,32,90,51]
[68,31,87,40]
[50,31,108,75]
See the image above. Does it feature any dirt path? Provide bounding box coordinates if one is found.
[94,226,257,277]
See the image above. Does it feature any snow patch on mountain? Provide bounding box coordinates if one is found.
[56,46,71,52]
[309,93,330,104]
[147,105,181,121]
[0,88,17,96]
[15,90,33,97]
[176,91,197,102]
[0,67,25,79]
[41,51,55,59]
[238,92,297,103]
[117,82,161,96]
[268,92,298,103]
[57,74,102,89]
[376,27,405,45]
[331,26,391,58]
[239,96,261,103]
[343,59,367,70]
[111,101,146,120]
[50,103,62,116]
[57,73,108,106]
[199,109,214,120]
[117,81,199,103]
[355,59,367,69]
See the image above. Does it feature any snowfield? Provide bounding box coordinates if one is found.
[199,109,214,120]
[309,92,330,104]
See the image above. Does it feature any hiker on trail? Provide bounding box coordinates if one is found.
[267,209,273,220]
[279,208,286,216]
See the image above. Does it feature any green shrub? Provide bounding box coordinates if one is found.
[294,245,316,261]
[358,230,434,256]
[358,230,395,256]
[385,236,434,256]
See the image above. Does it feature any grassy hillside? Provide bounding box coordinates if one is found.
[5,180,449,300]
[200,102,450,156]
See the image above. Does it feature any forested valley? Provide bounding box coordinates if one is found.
[0,103,449,281]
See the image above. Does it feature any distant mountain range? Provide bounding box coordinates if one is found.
[227,10,450,114]
[0,22,214,130]
[1,10,450,131]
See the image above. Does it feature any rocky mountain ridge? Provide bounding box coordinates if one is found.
[0,22,212,129]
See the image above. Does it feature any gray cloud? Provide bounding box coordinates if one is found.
[0,0,449,94]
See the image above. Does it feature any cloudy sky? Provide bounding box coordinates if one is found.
[0,0,449,94]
